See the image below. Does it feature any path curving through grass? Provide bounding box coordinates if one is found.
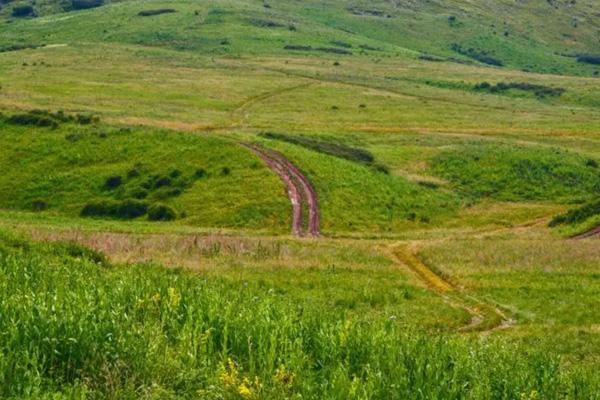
[392,243,514,333]
[242,143,320,237]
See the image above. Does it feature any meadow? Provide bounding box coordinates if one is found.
[0,0,600,397]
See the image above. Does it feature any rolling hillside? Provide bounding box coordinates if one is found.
[0,0,600,398]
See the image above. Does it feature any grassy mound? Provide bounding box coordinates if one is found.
[0,232,597,398]
[431,144,600,202]
[0,123,289,231]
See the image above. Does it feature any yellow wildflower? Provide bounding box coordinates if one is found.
[167,287,181,308]
[238,378,254,399]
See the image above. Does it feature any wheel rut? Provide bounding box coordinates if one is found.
[391,244,514,333]
[242,143,320,237]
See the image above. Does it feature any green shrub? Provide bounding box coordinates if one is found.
[138,8,176,17]
[577,54,600,65]
[5,112,58,128]
[29,199,48,211]
[71,0,103,10]
[104,176,122,189]
[80,199,148,219]
[11,4,35,17]
[194,168,207,178]
[148,204,177,221]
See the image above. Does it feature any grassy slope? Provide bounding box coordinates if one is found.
[0,122,290,232]
[1,231,599,399]
[1,0,599,76]
[0,0,599,396]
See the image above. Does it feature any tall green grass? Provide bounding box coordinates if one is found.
[0,231,598,399]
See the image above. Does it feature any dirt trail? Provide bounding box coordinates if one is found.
[392,243,513,333]
[243,143,320,237]
[572,225,600,239]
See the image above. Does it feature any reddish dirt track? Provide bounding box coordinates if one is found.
[242,143,320,237]
[572,225,600,239]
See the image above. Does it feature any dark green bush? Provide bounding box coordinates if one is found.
[148,204,177,221]
[154,176,172,188]
[11,4,35,17]
[5,112,58,128]
[71,0,103,10]
[577,54,600,65]
[138,8,176,17]
[30,199,48,212]
[194,168,207,178]
[104,176,122,189]
[80,199,148,219]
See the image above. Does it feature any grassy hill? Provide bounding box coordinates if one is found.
[1,0,600,397]
[1,0,600,76]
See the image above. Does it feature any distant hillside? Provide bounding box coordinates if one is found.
[0,0,599,76]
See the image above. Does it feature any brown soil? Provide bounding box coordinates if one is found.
[242,143,320,237]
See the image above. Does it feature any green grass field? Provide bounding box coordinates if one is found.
[1,0,600,397]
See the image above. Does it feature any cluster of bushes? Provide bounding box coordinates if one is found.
[549,199,600,227]
[138,8,176,17]
[260,132,388,173]
[284,45,352,55]
[576,54,600,65]
[474,81,565,98]
[80,199,177,221]
[81,199,149,220]
[82,164,219,221]
[1,110,98,129]
[109,166,210,201]
[451,43,503,66]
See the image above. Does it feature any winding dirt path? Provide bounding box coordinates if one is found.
[391,244,513,333]
[242,143,320,237]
